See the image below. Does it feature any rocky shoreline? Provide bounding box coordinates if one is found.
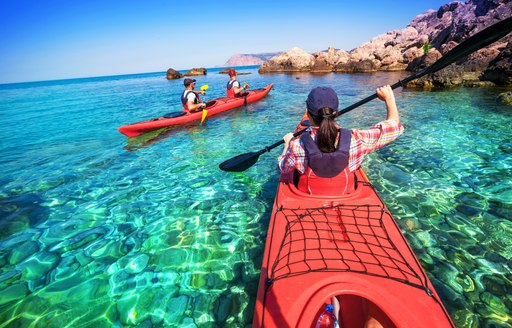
[258,0,512,89]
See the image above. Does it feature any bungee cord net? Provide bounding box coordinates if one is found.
[266,204,431,293]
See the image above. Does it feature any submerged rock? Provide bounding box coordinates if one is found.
[497,91,512,105]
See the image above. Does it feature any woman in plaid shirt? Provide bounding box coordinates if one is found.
[278,85,404,195]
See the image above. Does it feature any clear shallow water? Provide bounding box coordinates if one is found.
[0,67,510,327]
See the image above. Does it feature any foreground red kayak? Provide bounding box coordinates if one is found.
[253,124,454,327]
[118,84,273,137]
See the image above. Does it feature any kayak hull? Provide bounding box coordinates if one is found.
[118,84,273,137]
[253,162,454,327]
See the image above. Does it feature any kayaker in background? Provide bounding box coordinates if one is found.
[181,78,206,112]
[278,85,404,196]
[226,68,249,98]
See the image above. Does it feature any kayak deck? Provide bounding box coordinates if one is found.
[253,169,454,327]
[118,84,273,137]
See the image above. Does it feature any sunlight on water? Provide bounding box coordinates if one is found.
[0,68,511,327]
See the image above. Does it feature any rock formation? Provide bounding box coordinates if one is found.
[258,0,512,87]
[259,47,314,72]
[183,68,207,76]
[165,67,207,80]
[166,68,182,80]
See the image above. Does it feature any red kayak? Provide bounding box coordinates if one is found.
[118,84,273,137]
[253,122,454,327]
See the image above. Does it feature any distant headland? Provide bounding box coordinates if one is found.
[222,53,282,67]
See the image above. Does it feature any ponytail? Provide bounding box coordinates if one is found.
[309,107,338,153]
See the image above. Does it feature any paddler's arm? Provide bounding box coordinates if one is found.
[281,133,294,156]
[187,99,206,112]
[234,82,248,95]
[278,133,304,174]
[376,85,399,122]
[348,85,404,171]
[192,90,206,103]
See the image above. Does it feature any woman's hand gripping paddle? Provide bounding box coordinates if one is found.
[219,16,512,172]
[200,84,209,124]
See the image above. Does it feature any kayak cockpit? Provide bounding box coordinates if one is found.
[313,294,397,328]
[205,100,217,108]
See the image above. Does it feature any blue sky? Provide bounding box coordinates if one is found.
[0,0,452,84]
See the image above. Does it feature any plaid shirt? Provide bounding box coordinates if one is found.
[278,119,404,174]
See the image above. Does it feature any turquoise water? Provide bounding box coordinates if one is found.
[0,66,510,327]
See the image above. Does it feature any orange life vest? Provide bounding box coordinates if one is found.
[226,80,237,98]
[181,90,197,111]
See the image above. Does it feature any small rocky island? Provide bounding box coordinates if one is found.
[258,0,511,89]
[166,67,206,80]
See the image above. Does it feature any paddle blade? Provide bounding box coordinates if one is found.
[200,84,209,91]
[200,109,208,124]
[219,152,261,172]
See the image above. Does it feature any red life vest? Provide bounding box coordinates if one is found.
[226,80,237,98]
[181,90,196,111]
[297,128,356,195]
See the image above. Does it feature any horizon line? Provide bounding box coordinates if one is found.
[0,65,261,87]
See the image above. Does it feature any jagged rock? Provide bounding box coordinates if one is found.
[311,57,332,73]
[440,41,459,55]
[334,60,377,73]
[481,38,512,85]
[166,68,182,80]
[258,47,314,73]
[497,91,512,105]
[403,47,422,63]
[183,68,207,76]
[309,47,346,72]
[406,49,443,72]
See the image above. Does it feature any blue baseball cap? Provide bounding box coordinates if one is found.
[183,78,196,86]
[306,87,339,116]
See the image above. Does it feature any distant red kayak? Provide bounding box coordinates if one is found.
[118,84,273,137]
[253,121,454,327]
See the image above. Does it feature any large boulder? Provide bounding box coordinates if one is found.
[258,47,314,73]
[166,68,182,80]
[334,59,378,73]
[311,47,345,73]
[183,68,207,76]
[481,38,512,85]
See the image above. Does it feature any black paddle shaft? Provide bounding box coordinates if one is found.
[219,16,512,172]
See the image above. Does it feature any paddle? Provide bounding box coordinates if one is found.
[200,84,209,124]
[219,16,512,172]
